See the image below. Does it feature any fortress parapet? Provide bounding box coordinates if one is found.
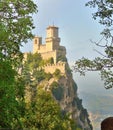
[43,62,66,74]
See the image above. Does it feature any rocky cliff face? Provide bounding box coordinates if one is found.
[24,53,92,130]
[34,63,93,130]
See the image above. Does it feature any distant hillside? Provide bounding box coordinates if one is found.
[79,91,113,130]
[80,91,113,113]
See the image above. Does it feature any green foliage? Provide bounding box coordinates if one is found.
[0,62,15,128]
[26,53,43,69]
[40,57,54,66]
[0,61,16,84]
[53,69,61,79]
[74,0,113,89]
[23,88,75,130]
[86,0,113,26]
[47,57,54,64]
[0,0,37,128]
[45,72,53,81]
[0,0,37,64]
[50,81,59,89]
[74,56,113,88]
[74,57,102,75]
[52,86,64,101]
[76,128,82,130]
[50,81,64,101]
[22,53,81,129]
[0,61,26,129]
[22,53,46,86]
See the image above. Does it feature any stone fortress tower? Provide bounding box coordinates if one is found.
[33,26,66,64]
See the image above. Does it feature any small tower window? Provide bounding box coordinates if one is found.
[35,39,37,44]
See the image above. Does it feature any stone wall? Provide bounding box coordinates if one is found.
[41,50,57,63]
[38,44,46,53]
[43,62,66,74]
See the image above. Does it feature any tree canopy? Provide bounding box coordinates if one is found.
[23,88,78,130]
[0,0,37,63]
[74,0,113,89]
[0,0,37,128]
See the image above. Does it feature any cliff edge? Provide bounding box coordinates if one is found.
[39,63,92,130]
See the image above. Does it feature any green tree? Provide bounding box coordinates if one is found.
[0,0,37,63]
[22,53,46,86]
[0,0,37,128]
[26,53,43,70]
[53,69,61,79]
[23,88,77,130]
[74,0,113,89]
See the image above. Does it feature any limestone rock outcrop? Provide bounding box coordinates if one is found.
[39,63,92,130]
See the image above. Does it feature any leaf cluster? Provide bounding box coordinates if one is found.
[53,69,61,79]
[0,0,37,63]
[74,56,113,89]
[0,0,37,128]
[23,88,78,130]
[86,0,113,26]
[22,53,46,86]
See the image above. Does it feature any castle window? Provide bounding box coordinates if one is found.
[35,39,37,44]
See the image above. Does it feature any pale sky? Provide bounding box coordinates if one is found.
[22,0,102,61]
[21,0,113,97]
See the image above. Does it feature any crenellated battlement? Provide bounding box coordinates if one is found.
[43,62,66,74]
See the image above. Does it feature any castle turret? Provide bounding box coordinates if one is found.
[33,36,42,54]
[32,26,66,64]
[46,26,60,51]
[46,26,59,38]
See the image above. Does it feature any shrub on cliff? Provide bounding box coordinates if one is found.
[53,69,61,79]
[22,53,46,86]
[50,81,64,101]
[23,88,77,130]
